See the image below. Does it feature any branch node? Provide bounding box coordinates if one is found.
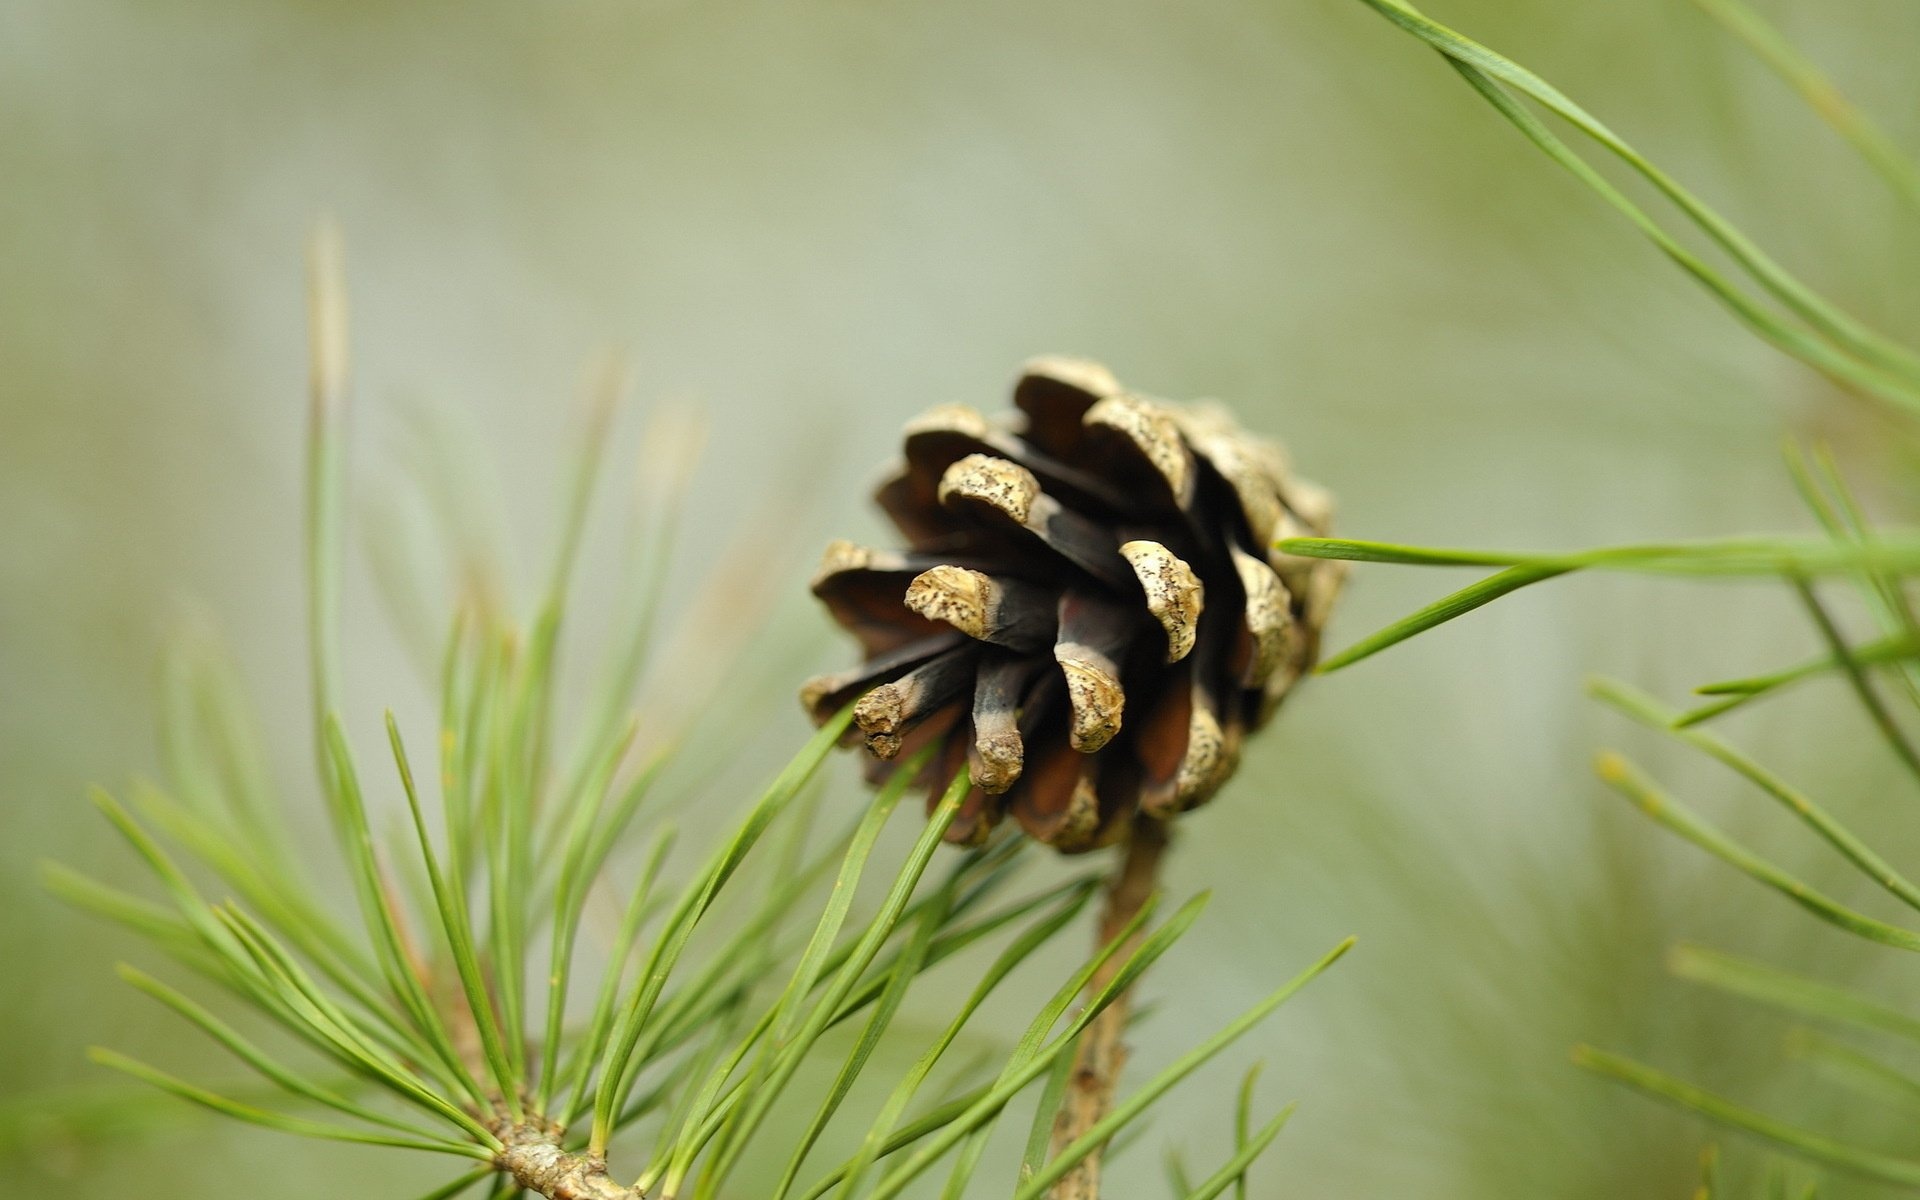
[495,1122,643,1200]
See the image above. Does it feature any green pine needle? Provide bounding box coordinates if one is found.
[1575,1046,1920,1186]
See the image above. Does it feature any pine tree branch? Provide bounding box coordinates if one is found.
[496,1123,642,1200]
[1047,815,1170,1200]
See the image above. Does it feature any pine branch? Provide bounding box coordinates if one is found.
[1046,816,1169,1200]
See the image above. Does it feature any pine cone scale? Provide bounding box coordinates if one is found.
[903,566,1057,652]
[1053,588,1137,755]
[1118,540,1203,663]
[968,652,1037,794]
[851,643,979,760]
[800,631,965,724]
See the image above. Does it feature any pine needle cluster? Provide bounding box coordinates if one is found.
[1306,2,1920,1193]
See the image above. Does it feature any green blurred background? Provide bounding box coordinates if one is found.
[7,0,1920,1195]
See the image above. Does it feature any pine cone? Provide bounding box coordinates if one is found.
[802,358,1343,852]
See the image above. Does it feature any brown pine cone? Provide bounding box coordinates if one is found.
[801,357,1343,852]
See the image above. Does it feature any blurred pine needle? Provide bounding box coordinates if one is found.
[1320,0,1920,1192]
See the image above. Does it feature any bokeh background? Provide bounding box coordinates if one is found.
[8,0,1920,1196]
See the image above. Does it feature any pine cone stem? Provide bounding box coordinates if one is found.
[1047,814,1170,1200]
